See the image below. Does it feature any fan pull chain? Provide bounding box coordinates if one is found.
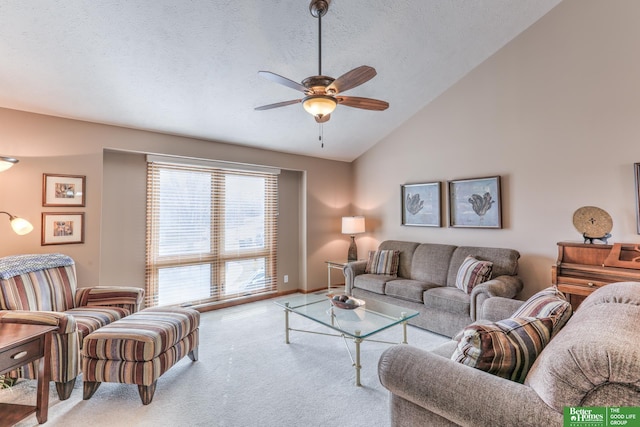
[319,123,324,148]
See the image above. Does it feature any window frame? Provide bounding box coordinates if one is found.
[145,160,278,307]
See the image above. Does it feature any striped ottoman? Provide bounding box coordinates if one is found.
[81,306,200,405]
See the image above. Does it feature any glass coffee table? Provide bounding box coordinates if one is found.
[274,293,419,386]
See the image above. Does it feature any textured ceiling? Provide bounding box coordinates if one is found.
[0,0,561,162]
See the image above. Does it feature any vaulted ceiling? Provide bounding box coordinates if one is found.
[0,1,561,162]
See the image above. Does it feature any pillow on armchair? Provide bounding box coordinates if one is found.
[365,250,400,275]
[510,286,572,336]
[451,316,553,383]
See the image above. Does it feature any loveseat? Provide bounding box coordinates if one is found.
[0,253,144,400]
[343,240,523,337]
[378,282,640,426]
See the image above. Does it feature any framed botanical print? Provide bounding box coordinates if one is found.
[448,176,502,228]
[41,212,85,245]
[401,182,442,227]
[43,174,86,207]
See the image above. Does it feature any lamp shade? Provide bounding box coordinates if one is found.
[10,216,33,235]
[342,216,365,235]
[0,156,18,172]
[302,95,337,118]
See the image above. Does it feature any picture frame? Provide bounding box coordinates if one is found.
[401,182,442,227]
[448,176,502,228]
[43,174,86,207]
[41,212,85,245]
[635,163,640,234]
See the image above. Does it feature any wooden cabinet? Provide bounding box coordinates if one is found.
[552,241,640,310]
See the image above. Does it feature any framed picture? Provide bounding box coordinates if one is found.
[448,176,502,228]
[43,174,86,207]
[41,212,85,245]
[635,163,640,234]
[401,182,442,227]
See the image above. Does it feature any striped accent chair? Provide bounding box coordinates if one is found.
[0,253,144,400]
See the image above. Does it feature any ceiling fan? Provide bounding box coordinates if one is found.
[255,0,389,124]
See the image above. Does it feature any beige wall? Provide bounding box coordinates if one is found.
[353,0,640,298]
[4,0,639,301]
[0,109,353,293]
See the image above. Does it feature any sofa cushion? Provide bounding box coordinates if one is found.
[455,256,493,294]
[385,279,441,303]
[66,306,131,340]
[365,250,400,275]
[423,286,470,316]
[353,274,394,294]
[511,287,572,336]
[452,317,553,383]
[378,241,420,279]
[409,244,457,284]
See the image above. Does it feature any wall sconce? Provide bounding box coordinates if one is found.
[342,216,365,261]
[0,211,34,235]
[0,156,19,172]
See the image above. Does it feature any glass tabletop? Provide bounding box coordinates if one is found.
[274,292,419,339]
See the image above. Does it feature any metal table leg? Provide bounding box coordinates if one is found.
[354,330,362,386]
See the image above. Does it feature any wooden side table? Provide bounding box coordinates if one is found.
[0,323,56,426]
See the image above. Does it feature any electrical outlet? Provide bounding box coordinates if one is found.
[284,275,289,283]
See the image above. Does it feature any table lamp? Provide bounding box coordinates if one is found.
[342,216,365,261]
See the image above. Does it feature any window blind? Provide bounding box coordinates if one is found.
[145,161,278,308]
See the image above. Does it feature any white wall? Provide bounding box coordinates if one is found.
[352,0,640,298]
[0,109,353,293]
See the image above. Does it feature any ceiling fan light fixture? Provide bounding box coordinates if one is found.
[302,95,337,118]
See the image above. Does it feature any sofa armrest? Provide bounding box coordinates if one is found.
[469,275,523,321]
[75,286,145,314]
[480,296,525,322]
[378,345,561,427]
[0,309,77,334]
[343,261,367,294]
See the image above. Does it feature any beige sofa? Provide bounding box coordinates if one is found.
[378,282,640,426]
[343,240,523,337]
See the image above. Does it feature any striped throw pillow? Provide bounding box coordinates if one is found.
[511,287,572,336]
[365,250,400,275]
[451,317,553,383]
[455,256,493,294]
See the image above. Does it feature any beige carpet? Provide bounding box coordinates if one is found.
[4,294,449,427]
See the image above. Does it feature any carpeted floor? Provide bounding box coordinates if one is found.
[5,294,449,427]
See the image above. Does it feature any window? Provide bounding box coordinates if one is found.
[145,160,278,307]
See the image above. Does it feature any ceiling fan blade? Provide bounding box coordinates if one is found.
[255,99,301,111]
[314,114,331,123]
[337,96,389,111]
[326,66,377,94]
[258,71,307,93]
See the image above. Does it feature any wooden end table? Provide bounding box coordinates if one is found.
[0,323,56,426]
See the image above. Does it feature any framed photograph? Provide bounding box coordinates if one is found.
[635,163,640,234]
[41,212,85,245]
[448,176,502,228]
[401,182,442,227]
[43,174,86,207]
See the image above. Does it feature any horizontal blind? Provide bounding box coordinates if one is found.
[146,161,278,308]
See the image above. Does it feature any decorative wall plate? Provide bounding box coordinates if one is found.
[572,206,613,240]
